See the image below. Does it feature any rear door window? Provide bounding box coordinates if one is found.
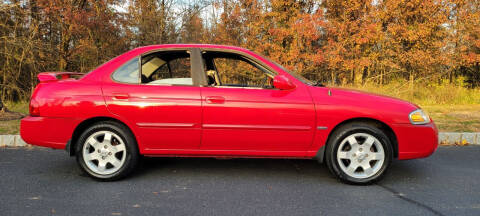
[141,51,192,86]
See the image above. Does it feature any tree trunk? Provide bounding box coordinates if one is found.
[350,68,355,85]
[0,99,6,113]
[409,70,414,98]
[331,71,335,85]
[362,66,368,85]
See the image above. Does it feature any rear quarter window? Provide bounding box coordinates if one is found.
[112,57,139,83]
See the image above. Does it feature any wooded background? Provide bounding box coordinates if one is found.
[0,0,479,102]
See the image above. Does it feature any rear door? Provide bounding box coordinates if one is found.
[102,48,206,151]
[199,50,316,152]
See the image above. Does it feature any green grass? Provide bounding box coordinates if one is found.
[342,79,480,106]
[0,119,22,134]
[4,100,29,114]
[0,101,28,134]
[422,105,480,132]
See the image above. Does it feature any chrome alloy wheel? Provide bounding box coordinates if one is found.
[82,131,127,175]
[336,133,385,179]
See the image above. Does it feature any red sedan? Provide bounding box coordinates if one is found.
[20,44,438,184]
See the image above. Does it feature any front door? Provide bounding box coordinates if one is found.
[199,50,316,152]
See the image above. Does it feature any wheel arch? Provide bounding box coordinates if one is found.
[318,117,398,163]
[67,116,136,156]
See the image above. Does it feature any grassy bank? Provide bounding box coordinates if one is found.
[0,101,28,134]
[423,105,480,132]
[0,83,478,134]
[343,79,480,106]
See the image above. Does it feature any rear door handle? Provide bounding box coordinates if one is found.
[113,93,130,100]
[205,96,225,104]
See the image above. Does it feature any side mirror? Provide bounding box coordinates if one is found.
[273,75,296,90]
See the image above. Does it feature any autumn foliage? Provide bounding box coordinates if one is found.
[0,0,479,102]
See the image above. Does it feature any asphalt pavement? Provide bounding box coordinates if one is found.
[0,146,479,216]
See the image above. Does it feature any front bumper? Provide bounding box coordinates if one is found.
[392,122,438,160]
[20,116,77,149]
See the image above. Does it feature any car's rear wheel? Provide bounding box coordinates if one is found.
[325,122,393,185]
[75,121,139,181]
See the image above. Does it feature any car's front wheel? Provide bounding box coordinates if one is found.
[325,122,393,185]
[75,121,139,181]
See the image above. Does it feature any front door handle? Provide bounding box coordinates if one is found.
[205,96,225,104]
[113,93,130,100]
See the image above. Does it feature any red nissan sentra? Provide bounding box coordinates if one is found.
[20,44,438,184]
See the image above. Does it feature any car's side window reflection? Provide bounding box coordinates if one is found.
[112,57,139,84]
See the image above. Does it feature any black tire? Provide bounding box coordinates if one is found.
[325,122,393,185]
[75,121,139,181]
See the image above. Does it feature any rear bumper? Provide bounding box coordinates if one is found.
[20,116,77,150]
[392,122,438,160]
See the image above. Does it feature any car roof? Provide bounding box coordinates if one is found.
[80,44,263,82]
[135,44,251,53]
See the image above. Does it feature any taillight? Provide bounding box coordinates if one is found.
[29,98,40,116]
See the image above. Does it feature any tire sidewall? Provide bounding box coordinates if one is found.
[326,124,393,184]
[75,122,138,180]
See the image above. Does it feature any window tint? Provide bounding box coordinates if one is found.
[213,57,273,88]
[141,51,192,85]
[112,57,139,83]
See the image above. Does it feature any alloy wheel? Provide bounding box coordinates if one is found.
[336,133,385,179]
[82,130,127,175]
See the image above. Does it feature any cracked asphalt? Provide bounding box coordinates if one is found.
[1,146,479,216]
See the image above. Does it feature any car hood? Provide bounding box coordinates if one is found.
[330,87,418,108]
[308,86,419,124]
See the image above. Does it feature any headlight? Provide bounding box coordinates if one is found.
[409,109,431,125]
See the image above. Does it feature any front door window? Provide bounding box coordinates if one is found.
[202,52,275,88]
